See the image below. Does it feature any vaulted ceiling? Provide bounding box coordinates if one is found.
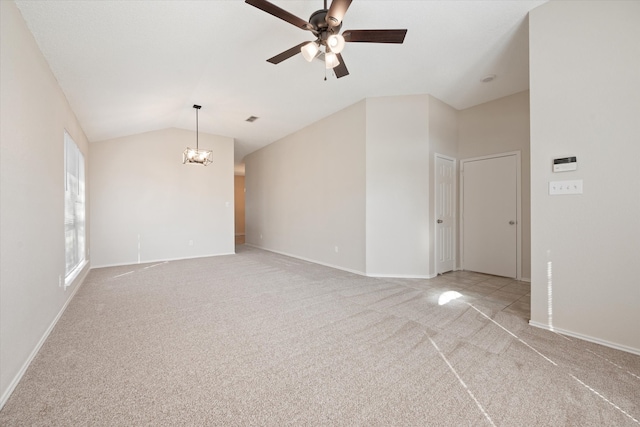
[15,0,546,170]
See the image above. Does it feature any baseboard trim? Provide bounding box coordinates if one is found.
[367,273,436,279]
[0,265,90,410]
[244,244,367,276]
[90,252,236,269]
[244,244,436,279]
[528,320,640,356]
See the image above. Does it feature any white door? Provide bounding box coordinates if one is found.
[436,155,456,274]
[461,153,520,278]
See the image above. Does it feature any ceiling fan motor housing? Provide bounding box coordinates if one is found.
[309,9,341,38]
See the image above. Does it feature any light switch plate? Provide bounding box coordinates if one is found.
[549,179,583,195]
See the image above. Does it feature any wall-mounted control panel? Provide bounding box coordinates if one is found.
[553,156,577,172]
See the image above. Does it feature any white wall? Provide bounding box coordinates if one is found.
[529,1,640,353]
[365,95,431,277]
[458,91,531,280]
[245,101,367,273]
[0,1,90,406]
[90,128,234,267]
[428,96,459,276]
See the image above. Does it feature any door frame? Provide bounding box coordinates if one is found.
[460,151,522,280]
[434,153,457,275]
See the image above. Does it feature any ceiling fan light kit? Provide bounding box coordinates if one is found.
[301,41,320,62]
[325,51,340,69]
[246,0,407,78]
[327,34,345,54]
[183,105,213,166]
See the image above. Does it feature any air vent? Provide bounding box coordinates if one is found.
[245,116,259,123]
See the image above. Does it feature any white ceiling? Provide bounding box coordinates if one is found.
[15,0,546,170]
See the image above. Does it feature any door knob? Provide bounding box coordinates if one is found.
[437,219,443,224]
[509,220,515,225]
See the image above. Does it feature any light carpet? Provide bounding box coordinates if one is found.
[1,246,639,426]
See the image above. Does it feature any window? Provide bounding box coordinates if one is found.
[64,131,85,284]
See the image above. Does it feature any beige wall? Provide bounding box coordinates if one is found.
[245,101,367,273]
[90,128,235,267]
[530,1,640,352]
[0,1,90,406]
[246,94,459,278]
[365,95,431,277]
[458,91,531,280]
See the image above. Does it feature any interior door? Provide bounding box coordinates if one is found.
[462,153,519,278]
[436,155,455,274]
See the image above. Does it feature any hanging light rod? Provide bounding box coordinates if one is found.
[183,104,213,166]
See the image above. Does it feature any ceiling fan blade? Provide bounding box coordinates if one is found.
[267,42,308,64]
[343,29,408,44]
[334,53,349,78]
[326,0,353,27]
[246,0,314,31]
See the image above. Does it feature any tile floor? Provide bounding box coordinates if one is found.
[425,270,531,319]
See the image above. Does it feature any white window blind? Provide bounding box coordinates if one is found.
[64,131,85,281]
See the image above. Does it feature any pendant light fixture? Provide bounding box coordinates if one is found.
[183,104,213,166]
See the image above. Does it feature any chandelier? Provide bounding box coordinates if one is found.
[183,104,213,166]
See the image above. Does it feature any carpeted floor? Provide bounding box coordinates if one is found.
[1,246,639,426]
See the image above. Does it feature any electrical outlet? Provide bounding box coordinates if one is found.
[188,240,194,246]
[334,246,339,253]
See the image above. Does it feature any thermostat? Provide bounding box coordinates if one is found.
[553,156,577,172]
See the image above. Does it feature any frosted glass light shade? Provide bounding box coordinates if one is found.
[183,147,213,166]
[325,51,340,69]
[327,34,345,54]
[301,42,320,62]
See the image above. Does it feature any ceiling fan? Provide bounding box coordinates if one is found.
[245,0,407,78]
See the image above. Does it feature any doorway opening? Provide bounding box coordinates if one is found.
[235,175,245,246]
